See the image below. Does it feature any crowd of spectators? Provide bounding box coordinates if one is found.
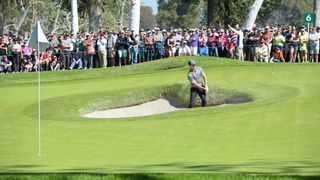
[1,24,319,74]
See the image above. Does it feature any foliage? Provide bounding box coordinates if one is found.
[140,5,157,30]
[157,0,202,29]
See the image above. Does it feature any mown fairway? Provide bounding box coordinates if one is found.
[0,57,319,178]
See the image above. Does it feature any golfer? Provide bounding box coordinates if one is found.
[187,60,208,108]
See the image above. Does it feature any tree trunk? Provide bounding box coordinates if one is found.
[88,0,102,33]
[243,0,264,30]
[207,0,214,28]
[0,1,4,36]
[72,0,79,35]
[129,0,140,34]
[314,0,320,27]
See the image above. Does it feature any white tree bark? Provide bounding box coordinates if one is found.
[129,0,140,34]
[243,0,264,30]
[71,0,79,35]
[315,0,320,27]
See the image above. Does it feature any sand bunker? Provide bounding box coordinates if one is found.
[82,99,184,118]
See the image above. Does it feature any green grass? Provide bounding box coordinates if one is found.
[0,56,319,179]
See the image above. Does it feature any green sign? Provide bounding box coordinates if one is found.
[304,13,315,23]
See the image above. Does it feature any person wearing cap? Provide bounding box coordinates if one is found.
[187,60,208,108]
[247,27,260,62]
[207,28,219,57]
[97,33,108,68]
[308,27,320,63]
[198,31,208,56]
[298,28,308,63]
[153,28,164,59]
[107,31,117,67]
[272,28,285,52]
[228,25,244,61]
[257,42,269,62]
[138,30,146,63]
[188,29,199,56]
[166,34,176,57]
[73,34,85,68]
[11,39,22,73]
[178,41,191,56]
[129,30,139,64]
[270,47,285,63]
[218,29,228,57]
[115,30,130,66]
[144,31,154,61]
[61,33,73,70]
[261,26,273,59]
[0,55,12,74]
[173,29,183,51]
[83,33,95,69]
[22,40,32,61]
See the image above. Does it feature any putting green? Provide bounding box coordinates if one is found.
[0,57,319,175]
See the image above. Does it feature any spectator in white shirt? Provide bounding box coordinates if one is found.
[97,33,108,68]
[179,41,191,56]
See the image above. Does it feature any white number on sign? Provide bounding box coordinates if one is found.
[306,14,312,22]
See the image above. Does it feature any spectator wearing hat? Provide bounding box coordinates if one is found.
[50,55,60,71]
[308,27,320,63]
[83,33,95,69]
[11,39,22,73]
[247,27,260,62]
[261,26,273,59]
[129,30,139,64]
[73,34,85,67]
[288,27,299,63]
[188,29,199,56]
[173,29,183,53]
[144,31,154,61]
[61,33,73,70]
[138,30,146,63]
[229,25,244,61]
[272,28,285,52]
[270,47,285,63]
[97,33,108,68]
[39,50,51,70]
[22,40,32,61]
[0,55,12,74]
[198,31,208,56]
[207,28,219,57]
[257,41,269,62]
[153,28,164,59]
[179,41,191,56]
[115,30,130,66]
[299,28,308,63]
[166,34,176,57]
[107,31,117,67]
[218,29,228,57]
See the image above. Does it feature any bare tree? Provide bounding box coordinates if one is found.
[315,0,320,27]
[129,0,140,33]
[243,0,264,30]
